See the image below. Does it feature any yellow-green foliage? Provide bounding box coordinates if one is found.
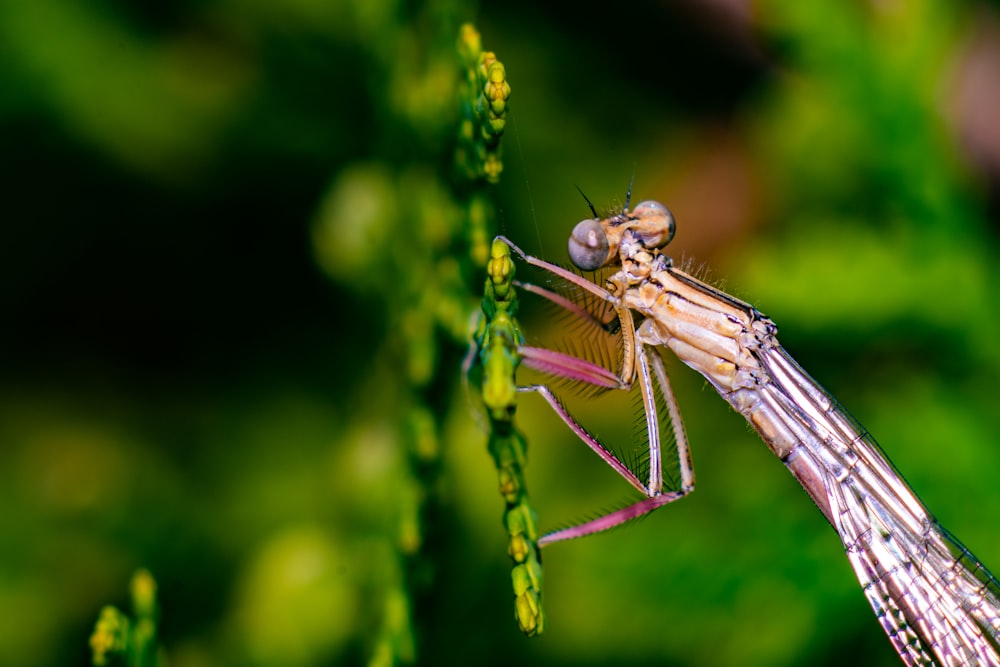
[90,570,160,667]
[468,239,545,635]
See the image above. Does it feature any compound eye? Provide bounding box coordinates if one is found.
[568,218,609,270]
[631,200,675,248]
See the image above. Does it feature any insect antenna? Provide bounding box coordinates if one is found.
[574,184,599,219]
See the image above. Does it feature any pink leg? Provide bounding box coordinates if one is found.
[497,235,639,388]
[516,281,621,334]
[644,330,695,494]
[518,383,647,495]
[520,346,623,389]
[519,342,695,546]
[496,235,617,303]
[499,235,696,546]
[538,492,686,546]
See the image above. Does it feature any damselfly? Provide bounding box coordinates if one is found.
[499,191,1000,665]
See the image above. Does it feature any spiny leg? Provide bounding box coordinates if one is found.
[645,336,695,493]
[519,346,623,389]
[526,339,696,546]
[496,235,637,388]
[515,280,621,334]
[496,235,614,302]
[538,492,685,546]
[501,272,696,546]
[635,341,663,494]
[498,232,667,491]
[522,376,691,546]
[517,382,647,495]
[516,281,629,388]
[498,235,641,489]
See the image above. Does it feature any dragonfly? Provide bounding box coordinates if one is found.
[497,189,1000,665]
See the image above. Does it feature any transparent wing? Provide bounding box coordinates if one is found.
[648,262,1000,665]
[758,346,1000,666]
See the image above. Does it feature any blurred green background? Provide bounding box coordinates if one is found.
[3,0,1000,666]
